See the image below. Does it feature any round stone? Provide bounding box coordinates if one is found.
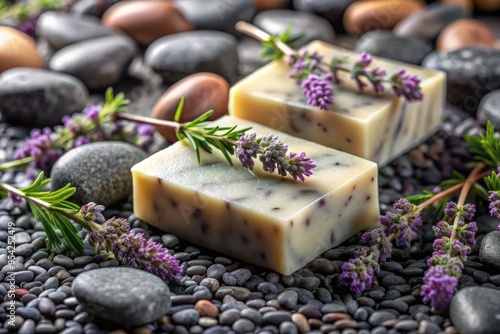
[479,231,500,270]
[49,35,137,90]
[72,267,171,326]
[436,18,496,51]
[36,11,114,51]
[478,90,500,128]
[145,31,239,83]
[195,300,219,318]
[343,0,423,35]
[422,47,500,113]
[0,26,44,73]
[450,286,500,333]
[253,9,335,44]
[0,68,88,127]
[292,0,355,28]
[152,73,229,142]
[50,141,147,206]
[393,4,470,42]
[176,0,255,35]
[102,0,193,45]
[171,309,200,326]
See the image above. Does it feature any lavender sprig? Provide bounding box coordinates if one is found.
[117,98,317,182]
[0,175,181,281]
[2,88,155,172]
[235,22,424,111]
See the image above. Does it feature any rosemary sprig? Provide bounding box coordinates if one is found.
[465,121,500,169]
[0,172,88,253]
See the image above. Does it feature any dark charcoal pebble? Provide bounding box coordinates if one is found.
[253,9,335,45]
[479,231,500,270]
[72,267,171,326]
[277,290,298,310]
[0,68,88,127]
[394,4,470,42]
[423,47,500,113]
[36,11,114,50]
[450,286,500,334]
[172,309,200,326]
[355,30,433,65]
[232,318,255,333]
[145,31,239,83]
[292,0,355,28]
[263,311,292,326]
[381,275,406,288]
[478,90,500,128]
[369,310,397,326]
[49,35,137,90]
[50,142,147,206]
[176,0,255,35]
[419,319,442,334]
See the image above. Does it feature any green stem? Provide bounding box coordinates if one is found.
[116,112,182,132]
[0,156,35,171]
[0,182,50,210]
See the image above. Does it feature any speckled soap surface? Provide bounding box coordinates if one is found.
[229,41,446,166]
[132,116,379,275]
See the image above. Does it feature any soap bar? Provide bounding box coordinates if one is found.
[229,41,446,166]
[132,116,379,275]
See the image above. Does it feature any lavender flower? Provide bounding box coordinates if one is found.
[94,217,181,281]
[340,248,379,296]
[8,192,22,204]
[367,67,387,93]
[14,128,63,170]
[360,228,392,263]
[301,73,334,110]
[379,198,422,247]
[421,265,459,310]
[17,17,37,36]
[354,52,372,69]
[488,192,500,220]
[235,133,316,182]
[390,69,423,101]
[80,202,105,224]
[288,50,324,84]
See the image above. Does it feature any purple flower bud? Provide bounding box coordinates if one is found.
[394,198,412,215]
[421,265,458,310]
[390,68,423,101]
[301,73,334,110]
[355,52,372,69]
[235,132,259,170]
[444,201,457,217]
[83,105,100,123]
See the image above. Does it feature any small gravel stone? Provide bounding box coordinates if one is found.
[162,234,180,248]
[369,310,397,326]
[394,319,418,331]
[172,309,200,326]
[263,311,292,326]
[232,318,255,333]
[215,286,251,301]
[278,290,298,310]
[219,309,241,325]
[207,264,226,279]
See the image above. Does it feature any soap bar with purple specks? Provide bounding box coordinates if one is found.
[131,116,379,275]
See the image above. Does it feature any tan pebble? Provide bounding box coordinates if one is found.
[438,0,474,10]
[474,0,500,11]
[194,299,219,318]
[322,312,351,323]
[266,299,281,309]
[437,18,496,51]
[152,73,229,142]
[55,270,71,280]
[0,27,44,73]
[344,0,423,35]
[252,0,290,10]
[292,313,311,333]
[332,319,358,330]
[102,1,193,45]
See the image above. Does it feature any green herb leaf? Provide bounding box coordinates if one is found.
[465,121,500,168]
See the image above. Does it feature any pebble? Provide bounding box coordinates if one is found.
[436,18,496,51]
[292,0,354,28]
[292,312,310,333]
[38,297,56,316]
[279,321,299,334]
[343,0,423,35]
[49,35,137,90]
[162,234,180,248]
[0,68,88,127]
[219,309,241,325]
[72,267,171,326]
[393,4,470,42]
[176,0,255,35]
[479,231,500,270]
[232,318,256,333]
[172,309,200,326]
[51,142,147,206]
[368,310,397,326]
[36,11,114,50]
[215,286,251,301]
[263,311,292,325]
[194,300,218,318]
[355,30,432,65]
[102,0,193,45]
[450,286,500,334]
[145,31,238,83]
[18,319,36,333]
[423,47,500,113]
[277,290,299,309]
[207,264,227,279]
[0,26,44,73]
[253,9,335,44]
[152,73,229,142]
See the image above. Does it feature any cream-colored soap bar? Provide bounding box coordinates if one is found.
[132,116,379,275]
[229,41,446,166]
